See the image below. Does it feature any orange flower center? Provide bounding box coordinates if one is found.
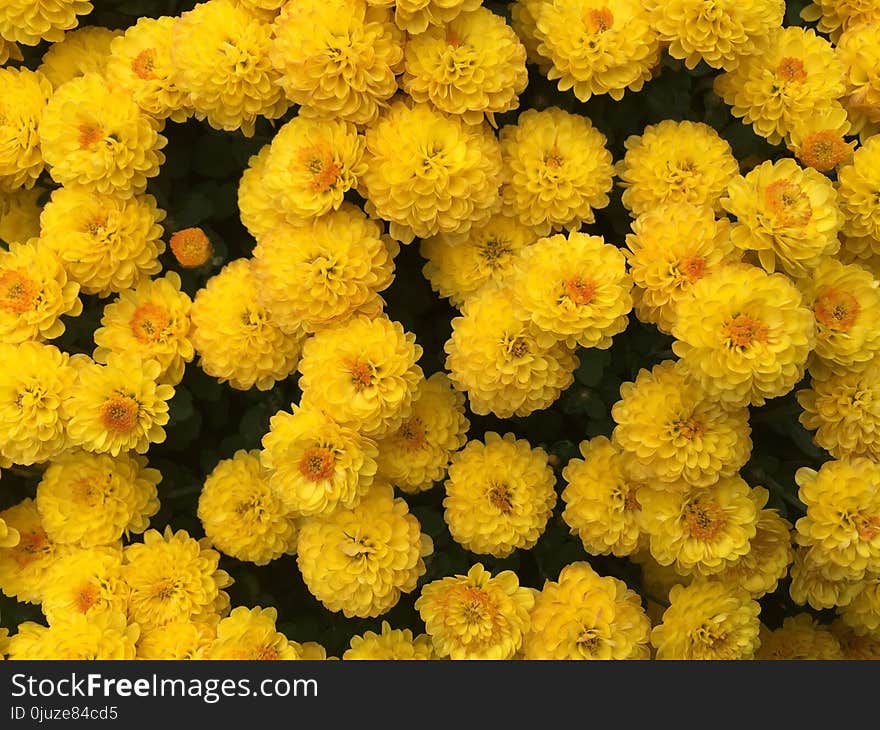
[855,514,880,542]
[677,418,706,439]
[505,335,529,359]
[150,580,177,600]
[458,586,495,623]
[132,48,158,80]
[99,395,140,433]
[563,276,596,306]
[800,131,852,172]
[170,227,212,268]
[130,302,172,344]
[545,144,564,169]
[400,417,428,450]
[78,122,104,149]
[446,29,461,48]
[776,57,807,83]
[14,531,49,568]
[0,269,37,313]
[298,446,335,481]
[623,487,640,512]
[75,584,100,613]
[764,179,812,227]
[814,287,860,331]
[301,147,342,193]
[584,7,614,33]
[71,477,101,507]
[685,500,725,540]
[487,482,514,513]
[345,358,374,390]
[725,314,769,348]
[679,256,706,282]
[254,646,280,661]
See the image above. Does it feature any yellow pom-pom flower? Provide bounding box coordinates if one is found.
[832,619,880,659]
[757,615,844,659]
[362,100,502,244]
[838,234,880,279]
[838,577,880,637]
[9,613,138,660]
[379,0,482,35]
[296,483,432,618]
[523,561,651,660]
[0,498,67,604]
[190,258,305,391]
[170,0,288,136]
[415,563,534,660]
[40,74,166,197]
[198,450,297,565]
[443,432,556,558]
[237,145,292,242]
[0,68,52,193]
[837,22,880,139]
[170,228,213,269]
[561,437,644,558]
[201,606,314,660]
[269,0,403,125]
[445,285,577,418]
[499,107,613,234]
[0,0,93,46]
[343,621,434,660]
[37,26,120,90]
[40,546,129,625]
[788,546,859,610]
[801,0,880,40]
[672,264,815,408]
[838,135,880,241]
[137,621,215,660]
[722,158,843,277]
[785,104,856,172]
[0,186,43,245]
[651,581,762,659]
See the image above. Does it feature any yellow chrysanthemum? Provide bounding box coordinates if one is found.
[375,372,469,494]
[0,498,68,604]
[837,22,880,139]
[362,99,502,244]
[499,107,613,234]
[66,353,174,456]
[39,185,166,297]
[0,0,93,46]
[170,228,213,269]
[202,606,316,660]
[0,38,22,65]
[261,405,378,517]
[512,231,632,349]
[532,0,660,102]
[639,476,761,576]
[253,204,396,335]
[785,104,856,172]
[40,74,166,197]
[645,0,784,71]
[376,0,482,35]
[757,616,844,660]
[270,0,403,125]
[838,135,880,241]
[137,620,215,660]
[0,68,52,192]
[9,612,138,660]
[831,619,880,659]
[198,450,297,565]
[0,342,76,466]
[5,623,53,659]
[523,561,651,660]
[672,264,816,408]
[0,186,43,245]
[106,16,191,123]
[651,581,761,659]
[415,563,534,660]
[722,158,843,277]
[37,26,120,90]
[123,526,232,630]
[788,546,860,610]
[611,361,752,488]
[298,314,423,438]
[343,621,434,660]
[443,432,556,558]
[625,205,739,334]
[616,120,739,216]
[510,0,547,67]
[801,0,880,40]
[190,258,305,391]
[40,546,128,625]
[237,146,292,242]
[296,483,432,618]
[714,27,845,144]
[838,234,880,279]
[445,285,577,418]
[402,7,527,126]
[838,578,880,637]
[170,0,288,136]
[561,437,644,558]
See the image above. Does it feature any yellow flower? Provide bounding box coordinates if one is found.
[838,578,880,637]
[38,186,166,297]
[9,612,138,660]
[831,619,880,659]
[533,0,660,102]
[611,361,752,488]
[261,405,378,517]
[379,0,482,35]
[0,186,43,245]
[233,0,286,18]
[510,0,548,68]
[270,0,403,125]
[561,437,644,558]
[37,26,120,90]
[0,0,93,46]
[296,483,432,618]
[638,476,761,576]
[794,459,880,581]
[757,615,843,659]
[838,234,880,279]
[651,581,762,659]
[420,213,541,308]
[0,342,76,466]
[789,546,860,610]
[66,353,174,456]
[722,158,843,277]
[124,526,232,631]
[343,621,434,660]
[0,68,52,193]
[838,135,880,241]
[785,104,856,172]
[202,606,314,660]
[298,314,423,438]
[512,231,632,349]
[137,621,215,659]
[375,372,469,494]
[616,120,739,216]
[253,204,396,334]
[40,74,166,197]
[801,0,880,40]
[0,38,22,66]
[445,285,577,418]
[523,561,651,660]
[402,7,527,126]
[645,0,784,70]
[415,563,534,660]
[837,22,880,139]
[714,27,845,144]
[170,0,288,136]
[190,258,305,391]
[443,432,556,558]
[499,107,613,234]
[170,227,213,268]
[238,145,292,242]
[106,16,191,123]
[625,205,739,334]
[672,264,815,408]
[36,451,160,547]
[198,450,297,565]
[41,546,129,625]
[0,498,68,604]
[362,99,503,244]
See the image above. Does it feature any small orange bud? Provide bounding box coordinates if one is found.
[170,227,213,268]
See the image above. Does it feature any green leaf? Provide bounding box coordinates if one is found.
[575,347,612,387]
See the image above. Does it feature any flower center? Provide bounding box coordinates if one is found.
[854,514,880,542]
[544,144,564,169]
[78,122,104,149]
[132,48,158,80]
[130,302,172,344]
[584,7,614,33]
[459,587,493,625]
[679,256,706,282]
[150,579,178,601]
[623,487,640,512]
[14,531,49,568]
[298,446,336,481]
[800,131,852,172]
[504,335,529,359]
[446,29,461,48]
[0,269,37,313]
[487,482,514,513]
[340,532,376,557]
[563,276,596,306]
[478,236,513,267]
[75,584,100,613]
[301,147,342,193]
[71,477,102,507]
[676,418,706,440]
[776,57,807,83]
[99,395,140,433]
[255,646,279,661]
[170,227,212,267]
[814,287,860,331]
[685,499,726,540]
[345,358,374,390]
[400,417,428,450]
[764,179,812,227]
[724,314,769,348]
